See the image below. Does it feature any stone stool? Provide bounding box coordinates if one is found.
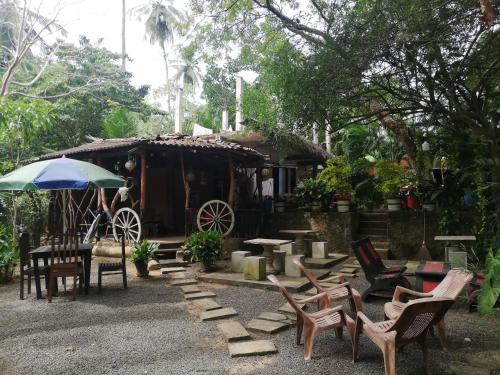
[285,255,305,277]
[243,256,266,281]
[280,242,296,255]
[272,250,286,273]
[304,239,314,257]
[231,250,251,273]
[312,242,328,259]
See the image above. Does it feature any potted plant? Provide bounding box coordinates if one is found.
[317,157,353,212]
[294,178,330,212]
[274,196,287,213]
[415,180,440,211]
[374,160,408,211]
[184,230,224,272]
[130,239,157,277]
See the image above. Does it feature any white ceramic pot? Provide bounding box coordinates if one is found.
[422,203,435,212]
[311,201,322,212]
[337,200,350,213]
[386,198,401,212]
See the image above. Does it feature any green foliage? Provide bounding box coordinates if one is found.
[130,239,158,263]
[294,178,330,205]
[317,157,353,196]
[414,179,441,203]
[102,107,138,139]
[478,248,500,316]
[375,161,408,198]
[184,230,223,264]
[0,223,18,283]
[353,177,383,210]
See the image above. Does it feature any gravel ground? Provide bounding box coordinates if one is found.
[0,260,498,375]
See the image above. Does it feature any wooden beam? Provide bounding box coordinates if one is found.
[140,152,147,217]
[179,152,190,210]
[228,156,235,207]
[256,166,263,203]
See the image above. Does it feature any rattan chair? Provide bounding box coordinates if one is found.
[384,269,473,350]
[98,235,128,292]
[352,297,454,375]
[268,274,352,360]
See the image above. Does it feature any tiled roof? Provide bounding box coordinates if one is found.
[33,134,266,161]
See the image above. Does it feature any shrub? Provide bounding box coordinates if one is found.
[130,239,157,263]
[478,248,500,315]
[184,230,223,265]
[0,224,18,284]
[375,160,408,198]
[294,178,330,205]
[317,157,353,197]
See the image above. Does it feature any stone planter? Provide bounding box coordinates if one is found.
[422,203,435,212]
[386,198,401,212]
[311,201,322,212]
[134,261,149,277]
[337,200,350,213]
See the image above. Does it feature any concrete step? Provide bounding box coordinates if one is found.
[359,212,388,221]
[376,249,389,260]
[357,227,387,235]
[357,234,387,241]
[359,220,387,229]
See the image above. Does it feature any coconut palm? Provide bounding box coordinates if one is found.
[131,1,184,111]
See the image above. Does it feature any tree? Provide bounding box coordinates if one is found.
[122,0,127,69]
[132,0,184,111]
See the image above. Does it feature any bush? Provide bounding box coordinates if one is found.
[130,239,157,263]
[184,230,223,265]
[317,157,353,197]
[294,178,330,206]
[478,248,500,315]
[0,224,18,284]
[375,160,408,198]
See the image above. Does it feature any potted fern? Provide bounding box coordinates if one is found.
[130,240,158,277]
[375,160,407,211]
[294,178,330,211]
[184,230,224,272]
[317,157,353,212]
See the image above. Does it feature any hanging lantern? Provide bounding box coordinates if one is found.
[186,170,196,182]
[125,158,136,172]
[261,167,270,178]
[422,140,430,152]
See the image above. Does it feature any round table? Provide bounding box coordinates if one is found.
[279,229,316,255]
[243,238,291,274]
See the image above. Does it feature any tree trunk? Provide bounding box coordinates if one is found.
[161,44,170,113]
[121,0,126,69]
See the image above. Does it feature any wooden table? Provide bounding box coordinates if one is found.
[30,243,94,299]
[279,229,316,255]
[415,261,450,293]
[243,238,291,274]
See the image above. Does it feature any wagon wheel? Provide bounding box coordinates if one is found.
[197,200,235,237]
[80,208,100,239]
[112,207,142,244]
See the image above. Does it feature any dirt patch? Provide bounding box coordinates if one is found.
[226,356,276,375]
[193,336,225,350]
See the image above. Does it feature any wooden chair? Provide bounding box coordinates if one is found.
[351,238,411,301]
[267,274,352,360]
[292,258,363,313]
[384,269,473,350]
[98,235,128,292]
[47,232,84,303]
[19,232,49,300]
[352,297,454,375]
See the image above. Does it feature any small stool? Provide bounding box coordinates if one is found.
[312,242,328,259]
[285,255,305,277]
[272,250,286,273]
[280,242,296,255]
[231,251,251,273]
[243,256,266,281]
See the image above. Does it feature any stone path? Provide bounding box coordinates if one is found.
[165,265,278,358]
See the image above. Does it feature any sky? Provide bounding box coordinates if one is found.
[44,0,190,98]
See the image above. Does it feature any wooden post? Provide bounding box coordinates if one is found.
[228,156,235,207]
[140,152,147,218]
[96,158,103,211]
[180,152,190,209]
[256,166,263,203]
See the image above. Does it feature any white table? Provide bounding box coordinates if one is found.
[243,238,291,274]
[279,229,316,255]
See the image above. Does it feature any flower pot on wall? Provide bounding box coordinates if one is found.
[311,201,322,212]
[274,201,286,213]
[386,198,401,211]
[422,203,435,212]
[337,200,350,213]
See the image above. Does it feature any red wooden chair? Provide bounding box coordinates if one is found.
[352,297,454,375]
[384,269,473,350]
[292,258,363,313]
[351,238,411,301]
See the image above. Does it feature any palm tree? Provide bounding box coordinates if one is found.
[170,59,201,133]
[131,1,183,111]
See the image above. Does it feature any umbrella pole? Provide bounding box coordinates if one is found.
[62,190,67,234]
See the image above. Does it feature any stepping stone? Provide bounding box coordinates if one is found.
[339,268,357,274]
[228,340,278,357]
[246,319,289,333]
[170,272,186,279]
[257,312,288,322]
[158,259,188,267]
[192,298,221,311]
[278,302,302,315]
[185,291,216,300]
[217,321,251,342]
[180,285,201,294]
[170,279,197,286]
[162,267,187,274]
[200,307,238,321]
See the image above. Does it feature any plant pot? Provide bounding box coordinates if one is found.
[386,198,401,212]
[134,261,149,277]
[200,261,217,273]
[311,201,322,212]
[422,203,435,212]
[337,200,351,213]
[274,202,286,213]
